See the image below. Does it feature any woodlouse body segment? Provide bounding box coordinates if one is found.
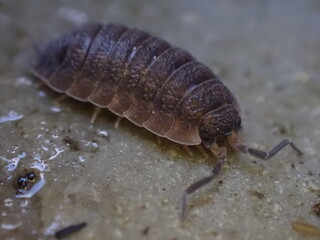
[50,23,102,92]
[124,47,194,125]
[107,36,171,116]
[66,24,128,100]
[32,22,303,220]
[88,27,150,107]
[33,22,240,145]
[143,61,220,143]
[166,79,234,145]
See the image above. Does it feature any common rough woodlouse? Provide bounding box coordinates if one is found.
[32,22,303,219]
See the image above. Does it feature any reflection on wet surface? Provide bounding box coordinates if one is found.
[0,111,24,124]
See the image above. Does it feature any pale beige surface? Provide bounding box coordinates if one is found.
[1,0,320,239]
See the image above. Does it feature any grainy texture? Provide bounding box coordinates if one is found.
[33,23,241,146]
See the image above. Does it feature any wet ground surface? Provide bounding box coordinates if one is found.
[1,0,320,239]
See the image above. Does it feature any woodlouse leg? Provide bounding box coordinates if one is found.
[90,107,101,124]
[54,94,69,103]
[196,144,209,159]
[156,136,162,145]
[183,145,194,157]
[181,144,226,220]
[228,131,303,160]
[35,82,46,88]
[114,117,122,129]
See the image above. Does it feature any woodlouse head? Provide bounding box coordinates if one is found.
[199,104,242,148]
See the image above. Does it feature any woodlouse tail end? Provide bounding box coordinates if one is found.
[32,36,69,82]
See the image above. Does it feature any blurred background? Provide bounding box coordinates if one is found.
[0,0,320,239]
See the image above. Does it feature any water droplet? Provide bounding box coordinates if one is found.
[79,156,86,162]
[0,111,24,123]
[3,152,26,171]
[50,106,62,113]
[4,198,13,207]
[1,222,22,230]
[15,76,32,86]
[38,91,46,97]
[97,129,109,137]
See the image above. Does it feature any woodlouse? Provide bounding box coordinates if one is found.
[32,22,303,219]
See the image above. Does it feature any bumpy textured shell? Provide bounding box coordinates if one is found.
[33,22,241,146]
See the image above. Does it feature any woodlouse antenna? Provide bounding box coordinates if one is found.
[228,131,304,160]
[181,144,226,221]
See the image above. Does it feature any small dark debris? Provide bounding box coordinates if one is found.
[16,170,37,190]
[26,172,36,182]
[277,124,288,135]
[17,177,28,189]
[210,231,219,237]
[250,190,265,199]
[55,222,87,239]
[100,134,110,141]
[63,136,80,151]
[141,226,150,235]
[312,203,320,217]
[218,180,223,185]
[140,204,146,209]
[307,171,314,176]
